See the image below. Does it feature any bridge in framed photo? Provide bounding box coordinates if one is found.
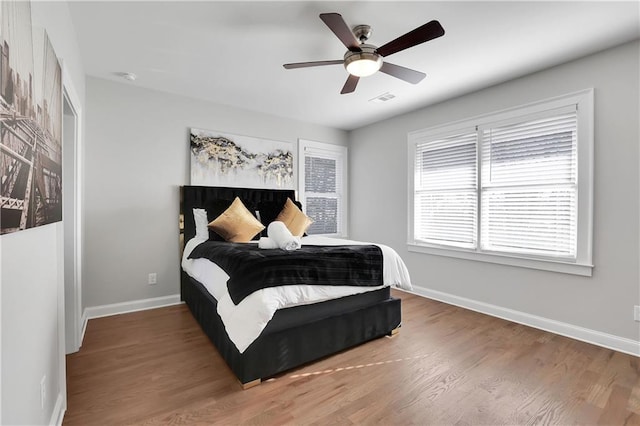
[0,0,62,235]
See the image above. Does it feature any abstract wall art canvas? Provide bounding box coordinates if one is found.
[0,0,63,234]
[190,128,294,189]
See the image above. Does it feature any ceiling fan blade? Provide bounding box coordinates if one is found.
[320,13,361,52]
[340,74,359,94]
[283,60,343,69]
[376,20,445,57]
[379,62,426,84]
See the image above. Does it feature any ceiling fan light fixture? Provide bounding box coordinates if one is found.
[344,49,382,77]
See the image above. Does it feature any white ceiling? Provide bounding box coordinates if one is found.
[68,1,640,131]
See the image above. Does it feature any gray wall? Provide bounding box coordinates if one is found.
[1,1,85,424]
[349,41,639,343]
[83,77,348,308]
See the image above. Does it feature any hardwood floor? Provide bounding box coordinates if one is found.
[65,290,640,425]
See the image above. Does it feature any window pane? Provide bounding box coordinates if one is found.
[482,113,577,186]
[481,111,578,258]
[418,135,476,190]
[305,157,336,193]
[414,132,477,247]
[303,151,342,234]
[481,187,576,257]
[306,197,338,234]
[415,190,477,248]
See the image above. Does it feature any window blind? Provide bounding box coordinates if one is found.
[302,147,344,235]
[409,90,592,274]
[480,110,578,258]
[414,132,477,248]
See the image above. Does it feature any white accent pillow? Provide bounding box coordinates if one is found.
[193,208,209,240]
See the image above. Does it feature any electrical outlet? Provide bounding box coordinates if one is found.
[634,305,640,322]
[148,273,157,285]
[40,376,46,409]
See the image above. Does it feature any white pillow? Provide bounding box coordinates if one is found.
[193,208,209,240]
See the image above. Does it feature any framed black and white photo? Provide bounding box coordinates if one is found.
[0,0,63,234]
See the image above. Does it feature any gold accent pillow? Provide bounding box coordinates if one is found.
[275,198,314,237]
[208,197,265,242]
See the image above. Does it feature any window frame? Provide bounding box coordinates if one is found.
[298,139,348,238]
[407,89,594,276]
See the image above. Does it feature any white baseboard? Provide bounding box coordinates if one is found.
[404,285,640,357]
[49,391,65,426]
[83,294,182,321]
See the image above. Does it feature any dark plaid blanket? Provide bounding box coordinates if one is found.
[188,241,383,304]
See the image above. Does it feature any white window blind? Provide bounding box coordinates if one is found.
[415,131,477,248]
[408,89,593,275]
[299,140,347,236]
[480,108,577,258]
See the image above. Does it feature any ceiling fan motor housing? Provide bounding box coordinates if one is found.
[353,24,372,42]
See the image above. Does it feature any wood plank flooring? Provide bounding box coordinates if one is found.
[64,290,640,425]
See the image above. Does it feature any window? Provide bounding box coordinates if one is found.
[299,139,348,237]
[408,90,593,276]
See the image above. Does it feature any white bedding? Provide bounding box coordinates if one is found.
[181,235,412,353]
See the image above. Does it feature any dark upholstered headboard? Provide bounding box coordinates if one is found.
[180,186,297,242]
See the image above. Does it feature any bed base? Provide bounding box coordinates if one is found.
[237,311,399,390]
[181,272,401,388]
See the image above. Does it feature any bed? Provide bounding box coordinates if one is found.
[180,185,406,389]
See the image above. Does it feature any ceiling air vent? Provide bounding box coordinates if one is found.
[369,92,396,103]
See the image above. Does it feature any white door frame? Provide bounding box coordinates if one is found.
[62,65,83,354]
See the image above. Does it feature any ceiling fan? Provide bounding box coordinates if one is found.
[283,13,445,94]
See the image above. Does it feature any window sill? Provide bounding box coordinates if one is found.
[407,243,593,276]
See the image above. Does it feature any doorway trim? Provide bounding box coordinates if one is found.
[62,65,83,354]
